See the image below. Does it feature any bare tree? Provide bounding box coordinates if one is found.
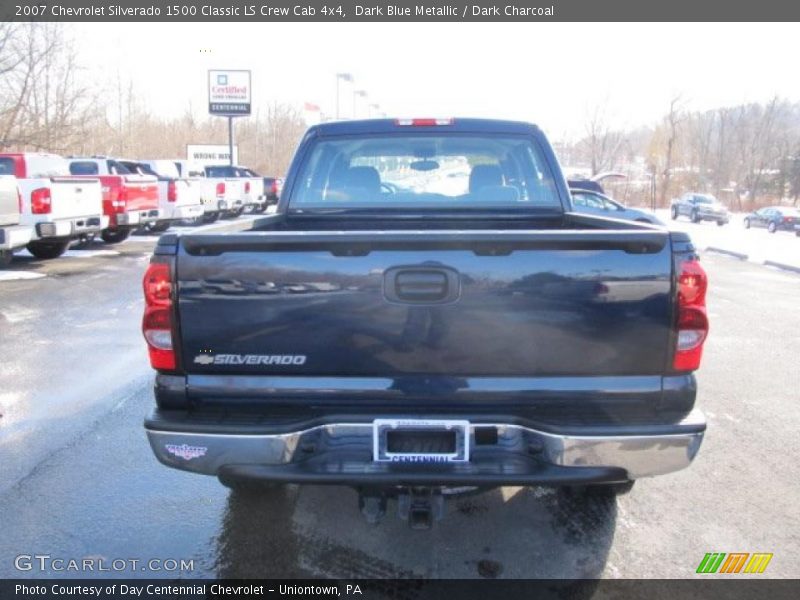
[582,100,625,176]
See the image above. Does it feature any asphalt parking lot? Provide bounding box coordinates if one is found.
[0,232,798,579]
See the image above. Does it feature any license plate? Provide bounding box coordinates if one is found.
[373,419,470,463]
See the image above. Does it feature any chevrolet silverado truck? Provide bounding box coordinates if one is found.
[204,165,262,215]
[143,119,708,528]
[0,175,33,265]
[174,164,244,223]
[67,157,160,243]
[0,153,105,259]
[122,160,205,232]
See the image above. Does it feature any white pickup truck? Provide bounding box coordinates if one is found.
[123,160,204,232]
[170,160,243,223]
[0,153,105,259]
[0,175,33,265]
[205,164,266,214]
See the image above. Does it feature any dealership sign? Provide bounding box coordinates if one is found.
[208,70,251,115]
[187,144,239,167]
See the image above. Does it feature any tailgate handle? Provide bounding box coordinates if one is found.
[385,267,460,304]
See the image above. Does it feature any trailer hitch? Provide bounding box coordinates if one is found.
[397,487,445,530]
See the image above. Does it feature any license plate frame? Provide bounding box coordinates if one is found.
[373,419,470,464]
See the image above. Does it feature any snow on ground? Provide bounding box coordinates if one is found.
[655,210,800,271]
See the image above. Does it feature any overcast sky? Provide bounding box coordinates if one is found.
[72,22,797,140]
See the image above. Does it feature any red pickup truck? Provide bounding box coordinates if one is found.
[67,157,160,243]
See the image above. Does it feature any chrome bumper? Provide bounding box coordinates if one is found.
[0,224,33,250]
[146,409,705,482]
[116,209,160,226]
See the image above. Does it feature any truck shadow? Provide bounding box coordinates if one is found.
[214,484,616,586]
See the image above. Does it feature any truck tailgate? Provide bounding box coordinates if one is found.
[49,178,102,219]
[175,230,674,378]
[122,174,159,211]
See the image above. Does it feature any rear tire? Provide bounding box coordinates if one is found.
[222,207,244,219]
[144,220,171,233]
[253,203,268,214]
[26,240,70,259]
[561,481,635,498]
[691,210,700,223]
[671,206,678,220]
[768,221,777,233]
[218,472,283,493]
[201,212,220,224]
[100,228,131,244]
[716,220,726,226]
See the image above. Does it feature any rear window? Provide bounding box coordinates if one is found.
[205,166,235,178]
[69,161,99,175]
[289,134,561,210]
[0,158,14,176]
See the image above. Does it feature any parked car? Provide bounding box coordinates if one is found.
[204,165,265,214]
[67,157,160,243]
[262,176,283,207]
[743,206,800,233]
[570,188,663,225]
[0,153,105,259]
[142,118,708,528]
[0,175,33,265]
[121,160,204,232]
[671,193,730,225]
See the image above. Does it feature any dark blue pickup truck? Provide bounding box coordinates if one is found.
[142,119,708,527]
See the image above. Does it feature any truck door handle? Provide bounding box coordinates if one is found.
[384,267,460,304]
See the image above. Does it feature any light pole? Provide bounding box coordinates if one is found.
[353,89,367,119]
[335,72,353,120]
[368,103,380,118]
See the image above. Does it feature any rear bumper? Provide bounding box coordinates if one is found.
[164,204,204,221]
[35,215,106,239]
[145,408,705,485]
[0,224,34,250]
[114,208,160,227]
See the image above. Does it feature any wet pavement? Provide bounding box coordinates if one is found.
[1,242,799,579]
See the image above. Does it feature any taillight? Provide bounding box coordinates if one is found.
[168,180,177,202]
[17,186,23,214]
[216,182,225,198]
[674,258,709,372]
[142,262,175,370]
[270,180,279,195]
[31,187,52,214]
[244,181,250,194]
[114,186,128,209]
[395,118,454,126]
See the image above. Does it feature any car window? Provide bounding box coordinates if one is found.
[0,158,15,176]
[107,160,132,175]
[290,133,561,210]
[572,192,605,209]
[69,161,99,175]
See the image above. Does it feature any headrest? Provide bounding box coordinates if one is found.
[469,164,503,193]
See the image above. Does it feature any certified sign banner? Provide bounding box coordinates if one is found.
[208,70,251,115]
